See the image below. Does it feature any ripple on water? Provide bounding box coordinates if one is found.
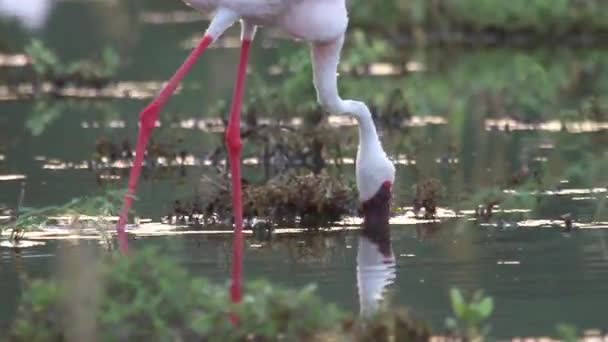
[0,53,29,67]
[0,81,175,101]
[486,118,608,133]
[479,220,608,230]
[0,240,46,249]
[0,174,26,181]
[503,187,607,196]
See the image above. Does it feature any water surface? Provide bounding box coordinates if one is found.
[1,0,608,338]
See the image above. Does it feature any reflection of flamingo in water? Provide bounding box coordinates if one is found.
[115,0,395,303]
[357,236,396,317]
[356,143,396,316]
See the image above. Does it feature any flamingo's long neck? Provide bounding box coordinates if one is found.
[356,113,383,161]
[351,104,394,203]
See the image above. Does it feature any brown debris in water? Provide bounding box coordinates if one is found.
[167,172,356,229]
[245,172,355,227]
[561,213,575,232]
[475,201,501,221]
[412,178,444,219]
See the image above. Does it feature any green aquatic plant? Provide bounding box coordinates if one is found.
[24,100,124,136]
[1,189,126,242]
[24,39,121,86]
[9,246,443,341]
[442,0,608,34]
[445,288,494,341]
[10,246,346,341]
[556,323,579,342]
[24,39,62,78]
[349,0,608,42]
[342,28,394,71]
[10,280,64,341]
[61,47,120,85]
[26,100,63,136]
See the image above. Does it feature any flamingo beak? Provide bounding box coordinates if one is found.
[360,181,393,258]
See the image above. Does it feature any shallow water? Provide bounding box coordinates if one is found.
[1,223,608,338]
[1,0,608,338]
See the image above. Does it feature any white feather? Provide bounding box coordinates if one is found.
[184,0,347,42]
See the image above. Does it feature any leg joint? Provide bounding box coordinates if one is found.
[241,21,257,41]
[206,9,239,39]
[140,103,160,130]
[225,128,242,153]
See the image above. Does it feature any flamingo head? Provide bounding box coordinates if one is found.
[359,180,393,258]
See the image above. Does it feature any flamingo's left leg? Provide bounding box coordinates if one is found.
[114,10,239,253]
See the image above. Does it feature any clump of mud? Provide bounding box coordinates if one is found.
[166,172,356,230]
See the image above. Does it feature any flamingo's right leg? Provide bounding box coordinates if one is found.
[115,9,239,253]
[226,21,257,304]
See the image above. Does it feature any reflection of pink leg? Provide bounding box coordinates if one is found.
[226,33,254,303]
[115,35,213,254]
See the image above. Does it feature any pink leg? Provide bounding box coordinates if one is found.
[227,24,256,303]
[115,9,238,254]
[115,35,213,253]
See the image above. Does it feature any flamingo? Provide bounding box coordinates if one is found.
[115,0,396,303]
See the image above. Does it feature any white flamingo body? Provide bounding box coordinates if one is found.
[184,0,290,22]
[184,0,348,42]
